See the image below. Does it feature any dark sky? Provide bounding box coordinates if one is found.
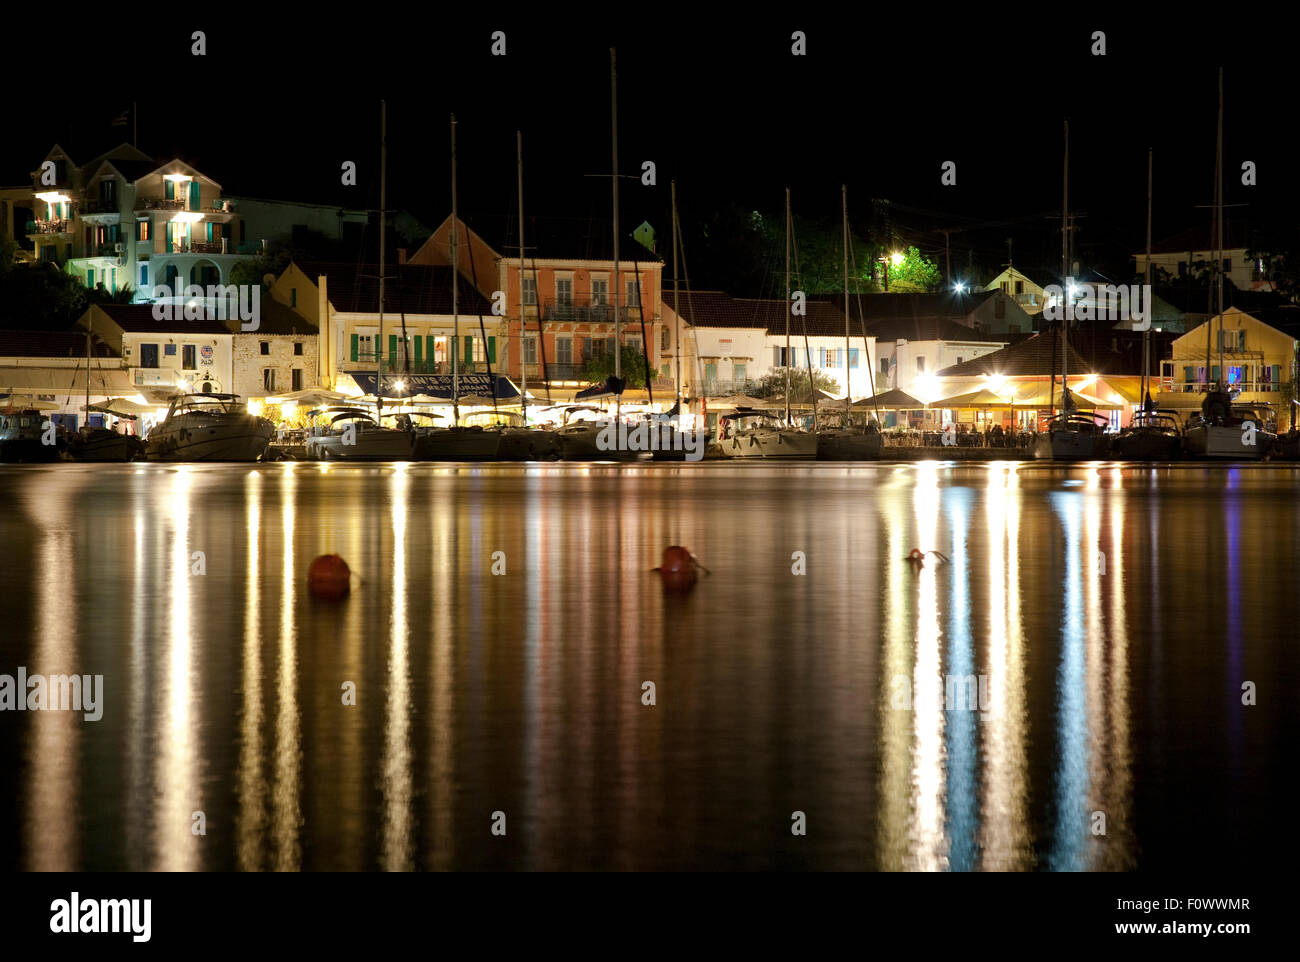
[7,11,1296,285]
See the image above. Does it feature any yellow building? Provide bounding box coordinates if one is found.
[1158,307,1300,427]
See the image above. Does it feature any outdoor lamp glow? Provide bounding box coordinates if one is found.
[891,252,904,267]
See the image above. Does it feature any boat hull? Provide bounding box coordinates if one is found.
[1110,429,1182,461]
[305,432,415,461]
[414,428,502,461]
[497,429,561,461]
[716,430,816,459]
[147,413,273,462]
[66,431,145,462]
[817,431,883,460]
[1032,430,1104,461]
[557,425,645,462]
[1183,424,1275,460]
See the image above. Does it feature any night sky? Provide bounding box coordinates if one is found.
[7,12,1296,287]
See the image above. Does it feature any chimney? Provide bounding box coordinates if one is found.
[397,248,408,265]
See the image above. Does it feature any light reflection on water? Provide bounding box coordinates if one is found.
[0,461,1295,871]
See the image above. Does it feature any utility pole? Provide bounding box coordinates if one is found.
[937,227,961,286]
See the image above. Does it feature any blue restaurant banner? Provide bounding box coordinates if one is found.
[350,373,521,400]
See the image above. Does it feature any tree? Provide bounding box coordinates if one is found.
[0,259,93,330]
[229,250,293,293]
[880,246,942,292]
[751,366,841,401]
[584,345,650,388]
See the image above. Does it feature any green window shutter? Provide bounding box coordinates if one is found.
[1273,364,1281,387]
[464,336,473,364]
[165,180,174,200]
[1211,365,1221,383]
[86,268,95,288]
[350,334,359,362]
[427,336,436,366]
[189,181,200,209]
[206,222,213,242]
[1184,366,1194,383]
[414,336,423,367]
[388,334,398,366]
[488,336,496,363]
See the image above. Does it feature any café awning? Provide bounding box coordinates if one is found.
[0,366,133,395]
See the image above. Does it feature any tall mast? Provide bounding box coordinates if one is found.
[671,179,681,409]
[1059,119,1069,409]
[377,100,386,423]
[842,184,850,420]
[1215,67,1224,385]
[85,313,91,433]
[1143,147,1152,405]
[611,48,621,389]
[785,187,791,425]
[517,130,527,426]
[451,113,460,426]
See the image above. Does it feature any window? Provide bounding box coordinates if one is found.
[849,348,859,368]
[137,220,149,242]
[1178,261,1187,276]
[591,277,608,305]
[294,342,303,356]
[555,277,573,306]
[661,328,670,351]
[263,369,275,392]
[139,264,148,287]
[260,342,270,355]
[556,337,573,364]
[625,335,641,354]
[183,345,196,369]
[1223,258,1231,273]
[626,278,642,309]
[880,356,890,375]
[165,344,177,357]
[292,368,303,391]
[522,277,538,306]
[916,356,926,373]
[523,335,538,364]
[1015,280,1024,294]
[956,356,964,365]
[1000,281,1009,293]
[140,344,159,368]
[590,338,606,359]
[733,362,747,382]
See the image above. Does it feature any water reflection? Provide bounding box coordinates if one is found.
[2,461,1293,871]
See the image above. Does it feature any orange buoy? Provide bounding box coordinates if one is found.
[655,545,702,592]
[308,554,351,600]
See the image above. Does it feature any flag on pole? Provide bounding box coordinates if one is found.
[111,109,129,126]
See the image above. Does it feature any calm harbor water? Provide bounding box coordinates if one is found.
[0,461,1294,871]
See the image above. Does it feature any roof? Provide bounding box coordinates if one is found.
[0,330,118,358]
[936,331,1123,377]
[665,290,847,336]
[91,304,231,335]
[1143,222,1257,255]
[827,290,1000,322]
[294,261,494,316]
[253,298,317,335]
[461,213,664,264]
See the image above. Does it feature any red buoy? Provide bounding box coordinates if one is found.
[655,545,702,592]
[308,554,351,600]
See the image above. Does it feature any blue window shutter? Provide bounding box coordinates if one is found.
[206,222,213,242]
[189,181,199,209]
[87,268,95,288]
[488,336,496,363]
[140,265,148,286]
[350,334,359,362]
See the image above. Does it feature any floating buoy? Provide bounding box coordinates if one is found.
[906,549,950,569]
[653,545,708,592]
[308,554,351,600]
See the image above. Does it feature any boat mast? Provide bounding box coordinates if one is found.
[1143,147,1152,408]
[611,48,621,417]
[672,179,681,411]
[451,113,460,427]
[785,187,791,425]
[1215,67,1224,389]
[377,100,386,424]
[517,131,527,427]
[842,184,850,422]
[1058,119,1069,418]
[85,313,91,433]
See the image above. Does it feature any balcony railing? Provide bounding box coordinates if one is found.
[349,353,484,375]
[27,219,73,234]
[1013,292,1041,308]
[79,199,120,215]
[523,362,589,381]
[94,244,123,258]
[540,297,644,323]
[701,378,762,397]
[136,198,188,212]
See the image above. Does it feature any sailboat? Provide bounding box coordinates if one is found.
[1183,70,1276,460]
[62,318,145,461]
[1113,148,1182,461]
[817,185,882,460]
[414,114,505,462]
[1033,120,1108,461]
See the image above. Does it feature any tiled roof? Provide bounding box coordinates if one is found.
[936,332,1123,377]
[93,304,231,334]
[0,330,119,358]
[664,290,846,336]
[296,261,494,316]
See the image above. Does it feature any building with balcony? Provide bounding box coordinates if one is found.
[1158,306,1300,427]
[75,304,235,405]
[984,267,1048,314]
[408,215,668,393]
[269,260,499,395]
[1134,223,1273,293]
